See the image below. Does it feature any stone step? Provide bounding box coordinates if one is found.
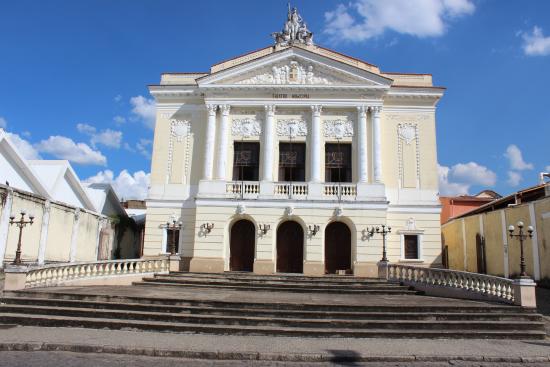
[0,304,544,332]
[0,313,545,339]
[2,297,539,321]
[151,274,397,288]
[135,279,418,294]
[3,291,526,314]
[167,271,387,284]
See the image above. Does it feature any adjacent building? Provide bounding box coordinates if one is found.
[440,190,501,224]
[0,129,136,266]
[442,183,550,281]
[144,8,445,276]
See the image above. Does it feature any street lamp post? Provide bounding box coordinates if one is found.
[508,221,534,279]
[366,224,392,262]
[9,211,34,266]
[166,219,183,255]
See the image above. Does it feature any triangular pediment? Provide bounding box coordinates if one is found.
[198,47,392,88]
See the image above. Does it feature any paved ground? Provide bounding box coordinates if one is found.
[0,326,548,363]
[1,352,550,367]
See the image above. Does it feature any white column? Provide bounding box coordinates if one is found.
[69,208,80,262]
[262,105,276,181]
[310,105,323,182]
[371,106,383,183]
[357,106,368,183]
[215,104,231,180]
[202,104,218,180]
[37,200,51,265]
[0,187,14,268]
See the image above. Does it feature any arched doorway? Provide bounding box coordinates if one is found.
[325,222,351,274]
[276,221,304,273]
[230,220,255,272]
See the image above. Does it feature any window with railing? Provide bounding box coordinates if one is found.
[233,142,260,181]
[325,143,352,183]
[278,142,306,182]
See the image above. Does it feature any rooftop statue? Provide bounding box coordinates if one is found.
[272,4,313,46]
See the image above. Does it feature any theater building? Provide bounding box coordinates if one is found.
[143,8,445,277]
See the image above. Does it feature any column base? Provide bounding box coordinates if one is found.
[253,259,275,275]
[353,262,378,278]
[197,180,227,198]
[512,278,537,308]
[303,261,325,276]
[3,266,28,291]
[189,257,225,273]
[377,260,389,280]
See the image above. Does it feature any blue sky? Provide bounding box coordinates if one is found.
[1,0,549,199]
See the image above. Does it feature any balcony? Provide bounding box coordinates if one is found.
[224,181,360,201]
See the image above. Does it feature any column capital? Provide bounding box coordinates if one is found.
[370,106,382,114]
[311,105,323,115]
[264,105,276,115]
[219,104,231,116]
[357,106,368,116]
[206,104,218,116]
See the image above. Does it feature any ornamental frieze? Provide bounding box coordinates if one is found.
[231,118,262,137]
[323,119,354,139]
[236,61,332,85]
[276,118,308,137]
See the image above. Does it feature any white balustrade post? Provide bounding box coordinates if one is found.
[215,105,230,180]
[371,106,383,183]
[203,104,218,180]
[0,187,14,268]
[37,200,51,265]
[262,105,276,181]
[310,105,322,183]
[357,106,368,183]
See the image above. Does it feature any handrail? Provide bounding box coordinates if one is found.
[387,263,516,304]
[23,258,169,288]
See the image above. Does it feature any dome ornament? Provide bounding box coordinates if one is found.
[272,4,313,47]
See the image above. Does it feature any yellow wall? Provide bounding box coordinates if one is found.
[442,195,550,281]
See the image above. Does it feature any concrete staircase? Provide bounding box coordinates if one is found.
[0,272,546,339]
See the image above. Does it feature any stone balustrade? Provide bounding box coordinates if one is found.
[4,258,169,290]
[226,181,260,199]
[323,183,357,199]
[386,263,537,308]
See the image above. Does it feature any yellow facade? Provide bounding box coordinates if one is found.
[442,192,550,281]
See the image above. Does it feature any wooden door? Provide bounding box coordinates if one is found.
[276,221,304,273]
[325,222,351,274]
[230,220,255,272]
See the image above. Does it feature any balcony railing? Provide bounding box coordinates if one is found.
[323,183,357,200]
[224,181,359,201]
[274,182,308,198]
[226,181,260,199]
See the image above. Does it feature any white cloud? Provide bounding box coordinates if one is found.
[130,95,156,129]
[504,144,533,170]
[507,171,522,187]
[77,123,122,149]
[521,26,550,56]
[323,0,475,42]
[438,162,497,196]
[449,162,497,186]
[546,165,550,172]
[0,117,7,129]
[85,169,150,200]
[438,164,469,196]
[113,115,126,125]
[36,136,107,166]
[136,138,152,159]
[5,132,41,160]
[114,94,122,103]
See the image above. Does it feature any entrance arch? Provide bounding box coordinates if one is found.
[276,221,304,273]
[230,220,255,272]
[325,221,351,274]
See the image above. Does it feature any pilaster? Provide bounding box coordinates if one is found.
[37,200,51,265]
[0,187,14,268]
[202,104,218,181]
[69,208,81,262]
[357,106,368,183]
[372,106,383,183]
